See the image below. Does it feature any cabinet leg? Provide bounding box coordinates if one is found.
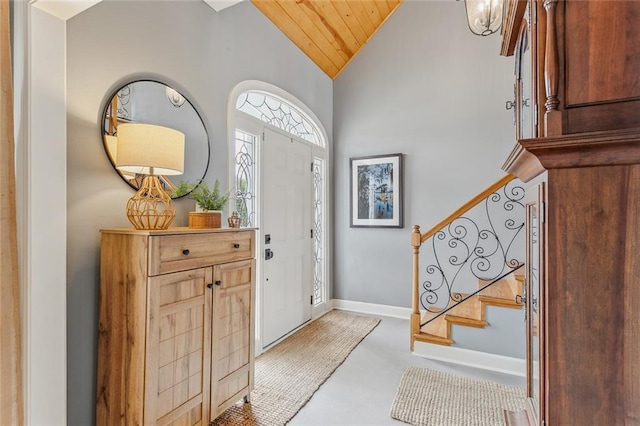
[244,393,251,403]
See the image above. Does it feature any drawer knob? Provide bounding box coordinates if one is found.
[215,280,222,286]
[233,243,240,249]
[207,283,213,289]
[182,249,190,255]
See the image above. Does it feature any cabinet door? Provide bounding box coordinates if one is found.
[555,1,640,134]
[525,181,545,425]
[145,268,212,426]
[210,259,255,420]
[514,2,539,142]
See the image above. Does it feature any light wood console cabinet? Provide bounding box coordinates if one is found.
[96,228,256,425]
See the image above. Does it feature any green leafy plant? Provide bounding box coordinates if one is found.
[173,179,231,211]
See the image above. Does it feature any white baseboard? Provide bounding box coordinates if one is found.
[330,299,412,319]
[413,341,526,377]
[330,299,525,377]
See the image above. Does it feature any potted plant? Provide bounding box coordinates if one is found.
[173,179,230,228]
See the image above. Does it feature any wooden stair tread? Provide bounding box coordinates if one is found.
[413,332,453,346]
[479,294,523,308]
[478,276,523,308]
[445,295,487,327]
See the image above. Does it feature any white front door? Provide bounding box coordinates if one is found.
[261,127,313,347]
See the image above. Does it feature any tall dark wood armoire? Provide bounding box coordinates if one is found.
[501,1,640,425]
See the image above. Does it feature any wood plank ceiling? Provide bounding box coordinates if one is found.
[252,0,403,79]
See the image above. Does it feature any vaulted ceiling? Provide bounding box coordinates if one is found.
[33,0,402,79]
[252,0,403,79]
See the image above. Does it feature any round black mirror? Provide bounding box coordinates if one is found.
[101,80,210,197]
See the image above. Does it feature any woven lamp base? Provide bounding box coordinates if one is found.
[125,175,176,230]
[188,211,222,228]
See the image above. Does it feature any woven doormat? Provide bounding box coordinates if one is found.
[390,366,526,426]
[212,310,380,425]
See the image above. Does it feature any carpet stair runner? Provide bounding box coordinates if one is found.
[414,274,524,346]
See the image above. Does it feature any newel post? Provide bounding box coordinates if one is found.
[410,225,422,350]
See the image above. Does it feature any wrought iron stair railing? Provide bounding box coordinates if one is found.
[410,175,525,349]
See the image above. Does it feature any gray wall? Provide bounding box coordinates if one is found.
[67,1,526,422]
[66,1,332,424]
[333,1,525,357]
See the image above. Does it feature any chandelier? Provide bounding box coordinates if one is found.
[464,0,503,36]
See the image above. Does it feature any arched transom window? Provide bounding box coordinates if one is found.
[236,91,325,147]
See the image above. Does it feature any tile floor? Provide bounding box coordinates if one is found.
[288,311,526,425]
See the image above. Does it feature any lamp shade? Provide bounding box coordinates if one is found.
[116,123,185,176]
[465,0,503,36]
[104,134,138,179]
[104,134,118,161]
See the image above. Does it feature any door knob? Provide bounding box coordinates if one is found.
[265,248,274,260]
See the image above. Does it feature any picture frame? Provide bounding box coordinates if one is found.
[350,153,403,228]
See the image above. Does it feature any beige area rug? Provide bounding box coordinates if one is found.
[212,310,380,425]
[390,366,526,426]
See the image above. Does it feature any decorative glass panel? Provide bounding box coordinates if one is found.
[236,91,323,147]
[234,130,256,227]
[526,182,545,423]
[312,157,324,305]
[528,201,539,411]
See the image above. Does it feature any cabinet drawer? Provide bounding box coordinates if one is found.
[149,232,253,275]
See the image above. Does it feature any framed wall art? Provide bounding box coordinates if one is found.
[350,153,403,228]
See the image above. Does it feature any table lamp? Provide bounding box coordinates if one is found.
[116,123,185,230]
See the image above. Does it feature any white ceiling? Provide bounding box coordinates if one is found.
[31,0,244,21]
[31,0,103,21]
[203,0,244,12]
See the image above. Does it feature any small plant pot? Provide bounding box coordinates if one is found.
[188,211,222,228]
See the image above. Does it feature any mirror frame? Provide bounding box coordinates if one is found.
[100,79,211,198]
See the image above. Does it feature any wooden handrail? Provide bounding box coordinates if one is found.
[420,174,516,243]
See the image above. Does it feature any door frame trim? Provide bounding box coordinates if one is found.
[227,81,331,354]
